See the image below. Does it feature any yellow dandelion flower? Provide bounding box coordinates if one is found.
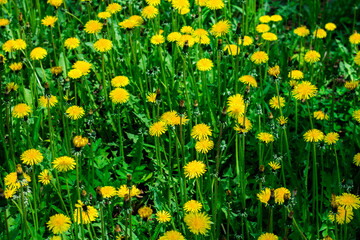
[274,187,291,204]
[196,58,213,71]
[64,37,80,50]
[288,70,304,80]
[205,0,224,10]
[304,50,321,63]
[195,139,214,154]
[178,7,190,15]
[336,193,360,210]
[156,210,171,223]
[270,15,282,22]
[119,19,137,29]
[9,62,23,71]
[251,51,269,64]
[41,16,58,27]
[66,106,85,120]
[6,82,19,91]
[146,0,160,6]
[74,200,99,224]
[4,171,31,189]
[51,66,63,76]
[93,38,112,52]
[257,188,271,206]
[303,129,324,142]
[167,32,182,42]
[184,160,206,179]
[39,95,58,108]
[2,39,15,52]
[223,44,240,56]
[262,32,277,41]
[4,188,17,199]
[146,92,157,103]
[111,76,129,88]
[329,206,353,224]
[0,18,10,27]
[268,65,280,77]
[180,26,194,34]
[21,149,43,165]
[73,136,88,148]
[149,121,167,136]
[12,103,31,118]
[106,3,122,14]
[259,15,271,23]
[138,206,153,219]
[184,200,202,213]
[13,39,27,50]
[349,32,360,45]
[84,20,103,34]
[177,34,195,48]
[277,116,288,125]
[324,132,339,145]
[292,81,317,100]
[241,35,253,46]
[210,20,230,38]
[227,94,245,118]
[159,230,185,240]
[313,28,327,38]
[171,0,190,11]
[239,75,257,87]
[325,23,336,31]
[294,25,310,37]
[52,156,76,172]
[47,214,72,234]
[151,34,165,45]
[352,109,360,123]
[47,0,63,8]
[191,123,212,140]
[68,69,83,79]
[269,96,285,109]
[117,185,141,198]
[257,132,274,143]
[258,233,279,240]
[129,15,144,26]
[268,161,281,170]
[72,61,92,76]
[355,52,360,66]
[256,24,270,33]
[160,111,189,126]
[38,169,52,185]
[98,11,111,19]
[353,153,360,166]
[234,116,252,134]
[345,80,359,90]
[141,5,158,19]
[30,47,47,60]
[109,88,130,104]
[184,212,211,235]
[314,110,329,120]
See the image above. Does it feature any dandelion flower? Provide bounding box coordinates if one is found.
[191,123,212,140]
[13,39,27,50]
[313,28,327,38]
[147,93,157,103]
[12,103,31,118]
[129,15,144,26]
[171,0,190,11]
[257,188,271,206]
[256,24,270,33]
[84,20,103,34]
[6,82,19,91]
[355,52,360,66]
[269,96,285,109]
[210,20,230,38]
[239,75,257,87]
[47,214,72,234]
[294,25,310,37]
[93,38,112,52]
[41,16,58,27]
[66,106,85,120]
[227,94,245,118]
[4,188,17,199]
[38,169,52,185]
[270,15,282,22]
[195,139,214,154]
[349,32,360,45]
[4,171,31,189]
[149,121,167,136]
[119,19,137,29]
[258,233,279,240]
[277,116,288,125]
[30,47,47,60]
[51,66,63,76]
[98,186,117,198]
[274,187,291,204]
[184,160,206,179]
[47,0,63,8]
[234,116,252,134]
[52,156,76,172]
[251,51,269,64]
[111,76,130,88]
[180,26,194,34]
[159,230,185,240]
[117,185,141,198]
[329,206,353,224]
[259,15,271,23]
[73,136,89,148]
[68,69,83,79]
[292,81,317,100]
[257,132,275,143]
[288,70,304,80]
[193,29,209,44]
[184,200,202,213]
[268,65,280,77]
[345,80,359,90]
[325,23,336,31]
[223,44,240,56]
[151,34,165,45]
[167,32,182,42]
[205,0,224,10]
[106,3,122,14]
[177,34,195,48]
[196,58,213,71]
[98,11,111,19]
[304,50,321,63]
[314,110,329,120]
[74,200,99,224]
[156,210,171,223]
[262,32,277,41]
[336,193,360,210]
[110,88,130,104]
[268,161,281,170]
[352,109,360,123]
[73,61,92,75]
[324,132,339,145]
[0,18,10,27]
[9,62,23,71]
[184,212,211,235]
[21,149,43,165]
[138,206,153,220]
[303,129,324,142]
[2,39,15,52]
[161,111,189,126]
[141,5,158,19]
[353,153,360,166]
[241,36,253,46]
